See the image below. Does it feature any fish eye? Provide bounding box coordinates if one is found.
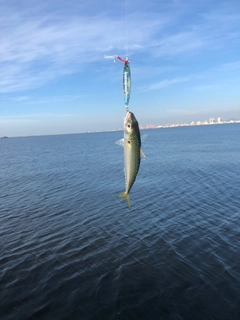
[128,140,131,144]
[127,124,131,128]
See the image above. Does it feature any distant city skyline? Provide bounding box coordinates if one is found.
[132,116,240,131]
[2,116,239,138]
[155,116,240,129]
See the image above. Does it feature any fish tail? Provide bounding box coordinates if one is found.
[119,192,131,208]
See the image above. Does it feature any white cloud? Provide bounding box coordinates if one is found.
[168,108,210,115]
[9,96,30,102]
[0,112,83,122]
[0,9,166,93]
[146,76,192,91]
[192,84,220,91]
[10,94,85,105]
[1,1,240,94]
[150,32,206,57]
[220,61,240,71]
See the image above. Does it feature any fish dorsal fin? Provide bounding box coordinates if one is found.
[141,134,148,142]
[140,148,146,160]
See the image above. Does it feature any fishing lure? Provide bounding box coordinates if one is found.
[123,60,131,112]
[104,55,131,112]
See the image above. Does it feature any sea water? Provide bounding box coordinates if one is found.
[0,124,240,320]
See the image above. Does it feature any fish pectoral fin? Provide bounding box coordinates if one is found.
[140,148,147,160]
[116,138,124,146]
[119,192,131,208]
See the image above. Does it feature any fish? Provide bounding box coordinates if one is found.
[123,61,131,110]
[118,111,146,208]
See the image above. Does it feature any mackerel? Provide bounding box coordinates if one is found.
[119,112,146,207]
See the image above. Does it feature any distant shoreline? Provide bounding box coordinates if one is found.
[2,121,240,138]
[157,120,240,129]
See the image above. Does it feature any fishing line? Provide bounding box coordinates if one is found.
[125,0,128,60]
[104,0,131,113]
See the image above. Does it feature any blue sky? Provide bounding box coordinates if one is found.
[1,0,240,136]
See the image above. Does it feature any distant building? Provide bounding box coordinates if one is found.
[209,118,215,124]
[217,117,222,123]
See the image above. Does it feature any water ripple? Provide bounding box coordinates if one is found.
[1,126,240,319]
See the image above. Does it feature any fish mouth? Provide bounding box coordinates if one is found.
[126,111,135,121]
[124,112,138,130]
